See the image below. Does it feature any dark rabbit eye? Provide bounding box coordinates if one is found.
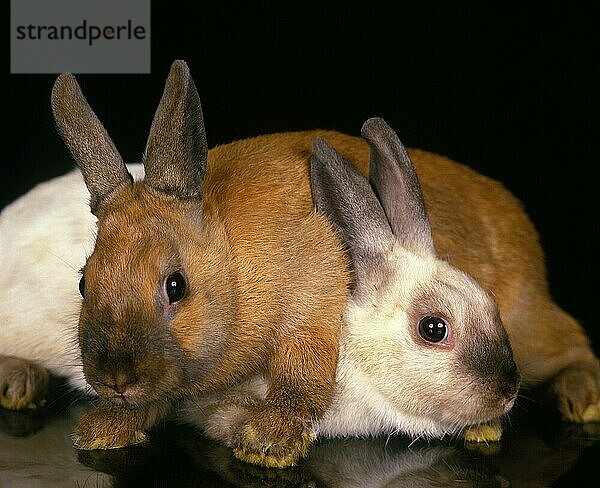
[165,272,186,304]
[78,276,86,298]
[418,316,448,343]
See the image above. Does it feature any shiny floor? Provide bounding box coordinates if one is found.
[1,380,598,487]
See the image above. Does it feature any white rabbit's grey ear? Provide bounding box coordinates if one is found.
[142,60,207,200]
[311,137,393,287]
[362,117,435,254]
[51,73,133,215]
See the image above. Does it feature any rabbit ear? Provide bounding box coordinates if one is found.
[311,137,393,287]
[362,117,435,254]
[51,73,132,215]
[142,60,207,199]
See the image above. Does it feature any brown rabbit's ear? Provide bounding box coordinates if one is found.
[142,60,207,199]
[311,137,393,288]
[51,73,132,215]
[362,117,435,254]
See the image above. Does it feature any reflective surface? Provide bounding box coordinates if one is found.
[1,381,598,487]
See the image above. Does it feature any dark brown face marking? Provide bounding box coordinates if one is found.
[406,271,520,417]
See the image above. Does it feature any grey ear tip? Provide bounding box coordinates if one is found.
[311,137,336,160]
[360,117,390,138]
[312,137,326,151]
[170,59,190,77]
[51,72,80,105]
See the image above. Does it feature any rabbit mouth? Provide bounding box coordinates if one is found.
[90,379,152,407]
[85,365,177,407]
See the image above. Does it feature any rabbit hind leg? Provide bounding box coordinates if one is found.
[512,302,600,424]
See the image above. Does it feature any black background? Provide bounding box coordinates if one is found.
[6,3,598,352]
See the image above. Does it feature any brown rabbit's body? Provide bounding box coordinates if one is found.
[48,62,350,468]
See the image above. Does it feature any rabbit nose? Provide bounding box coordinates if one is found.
[501,382,519,412]
[103,371,135,398]
[108,371,133,395]
[500,364,520,412]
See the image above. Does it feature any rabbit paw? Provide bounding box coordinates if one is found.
[0,356,49,410]
[462,420,503,443]
[462,420,503,455]
[233,410,316,468]
[551,364,600,424]
[73,404,148,450]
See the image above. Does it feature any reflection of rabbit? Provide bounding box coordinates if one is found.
[1,59,350,469]
[305,437,507,488]
[0,401,112,488]
[2,392,595,487]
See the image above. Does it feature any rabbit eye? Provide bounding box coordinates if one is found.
[418,316,448,343]
[165,272,187,304]
[78,276,86,299]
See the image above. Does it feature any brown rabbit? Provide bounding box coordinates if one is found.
[49,60,350,468]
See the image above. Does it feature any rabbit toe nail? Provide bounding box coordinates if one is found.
[73,430,147,450]
[463,423,503,443]
[581,403,600,423]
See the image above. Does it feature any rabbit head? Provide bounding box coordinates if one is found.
[50,61,235,407]
[311,118,520,437]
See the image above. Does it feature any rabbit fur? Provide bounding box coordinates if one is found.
[183,118,600,445]
[2,60,599,464]
[2,60,350,469]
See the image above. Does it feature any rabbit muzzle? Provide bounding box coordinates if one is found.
[79,317,185,407]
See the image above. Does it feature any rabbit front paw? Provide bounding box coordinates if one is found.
[462,419,503,455]
[232,409,316,468]
[73,404,148,450]
[551,363,600,423]
[462,419,503,443]
[0,356,49,410]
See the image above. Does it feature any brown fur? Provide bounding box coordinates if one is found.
[74,148,349,465]
[50,62,350,468]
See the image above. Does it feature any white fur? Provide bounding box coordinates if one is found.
[317,245,447,438]
[0,165,144,392]
[316,244,502,438]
